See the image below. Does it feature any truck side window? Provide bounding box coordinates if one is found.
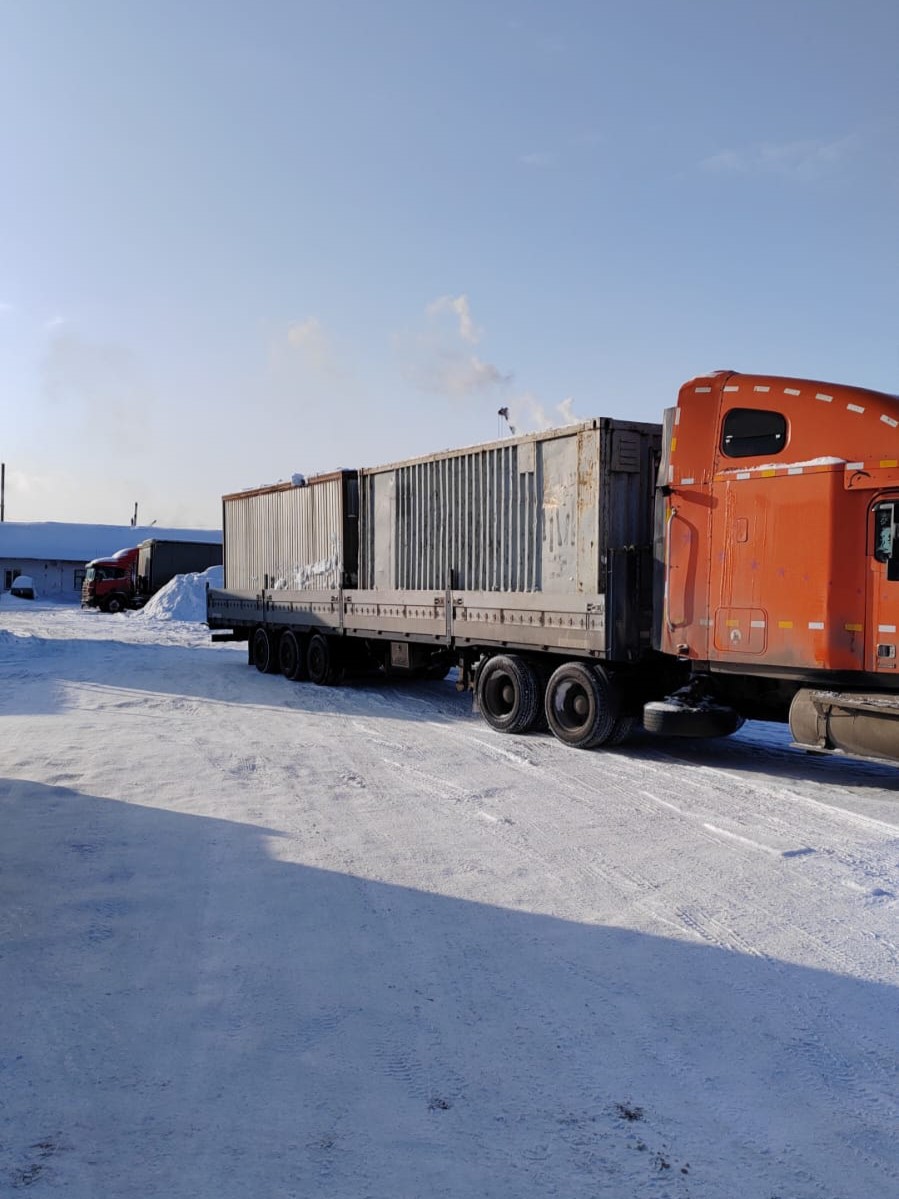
[874,504,894,561]
[721,408,787,459]
[874,502,899,579]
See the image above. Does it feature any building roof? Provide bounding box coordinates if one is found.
[0,522,222,562]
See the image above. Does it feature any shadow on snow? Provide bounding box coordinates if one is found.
[2,779,897,1198]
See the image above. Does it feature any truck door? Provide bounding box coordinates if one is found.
[869,497,899,673]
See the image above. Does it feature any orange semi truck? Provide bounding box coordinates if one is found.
[207,370,899,764]
[657,371,899,760]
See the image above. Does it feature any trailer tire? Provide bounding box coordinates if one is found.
[607,714,637,746]
[307,633,342,686]
[278,630,309,681]
[642,701,744,739]
[252,626,280,674]
[477,654,542,734]
[544,662,619,749]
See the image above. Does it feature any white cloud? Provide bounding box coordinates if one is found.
[401,296,512,399]
[282,314,350,383]
[519,152,555,169]
[426,294,482,344]
[701,136,857,180]
[286,316,334,369]
[506,392,583,433]
[415,352,511,398]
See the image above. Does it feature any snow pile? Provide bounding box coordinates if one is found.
[139,564,224,622]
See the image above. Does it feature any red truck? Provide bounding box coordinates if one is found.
[82,539,222,613]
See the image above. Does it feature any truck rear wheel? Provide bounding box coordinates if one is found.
[278,630,309,681]
[545,662,619,749]
[307,633,342,686]
[252,626,280,674]
[477,654,542,734]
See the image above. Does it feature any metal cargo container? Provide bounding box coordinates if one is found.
[136,539,223,595]
[222,471,358,592]
[358,420,661,595]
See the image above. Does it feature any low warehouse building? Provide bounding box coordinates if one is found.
[0,522,221,599]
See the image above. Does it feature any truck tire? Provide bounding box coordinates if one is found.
[106,594,126,614]
[252,626,280,674]
[307,633,342,686]
[606,714,637,746]
[544,662,620,749]
[642,701,744,739]
[278,630,309,681]
[476,654,542,734]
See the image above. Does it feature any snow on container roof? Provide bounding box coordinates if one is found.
[0,522,221,562]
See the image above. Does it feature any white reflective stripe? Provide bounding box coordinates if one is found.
[878,625,897,634]
[808,622,824,630]
[668,465,674,482]
[881,414,898,427]
[723,385,739,392]
[750,620,767,628]
[675,407,682,424]
[784,387,800,395]
[815,392,833,402]
[680,477,695,485]
[847,403,865,414]
[699,618,713,627]
[736,471,751,480]
[845,462,865,470]
[695,386,711,393]
[753,385,770,392]
[787,467,804,475]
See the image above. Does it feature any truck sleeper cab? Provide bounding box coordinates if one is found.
[658,371,899,759]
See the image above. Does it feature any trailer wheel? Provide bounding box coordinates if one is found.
[278,630,309,681]
[606,714,637,746]
[252,626,280,674]
[477,654,542,734]
[544,662,619,749]
[307,633,342,686]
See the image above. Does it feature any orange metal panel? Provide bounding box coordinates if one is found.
[661,371,899,674]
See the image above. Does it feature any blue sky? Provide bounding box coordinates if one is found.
[1,0,897,527]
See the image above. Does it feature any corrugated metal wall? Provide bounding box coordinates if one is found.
[224,477,348,590]
[357,423,656,594]
[360,441,544,592]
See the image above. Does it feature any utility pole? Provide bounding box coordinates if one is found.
[1,462,5,521]
[131,502,138,528]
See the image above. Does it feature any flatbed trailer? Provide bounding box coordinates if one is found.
[208,373,899,763]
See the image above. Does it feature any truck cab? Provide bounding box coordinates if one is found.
[657,371,899,758]
[81,547,139,613]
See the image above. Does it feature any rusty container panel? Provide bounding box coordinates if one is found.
[223,472,357,591]
[358,420,660,598]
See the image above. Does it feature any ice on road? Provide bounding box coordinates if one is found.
[2,596,898,1198]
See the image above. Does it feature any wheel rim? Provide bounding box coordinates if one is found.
[484,671,517,718]
[253,629,270,671]
[551,679,593,734]
[280,634,297,676]
[308,638,327,681]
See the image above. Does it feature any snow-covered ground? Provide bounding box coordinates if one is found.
[2,587,898,1198]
